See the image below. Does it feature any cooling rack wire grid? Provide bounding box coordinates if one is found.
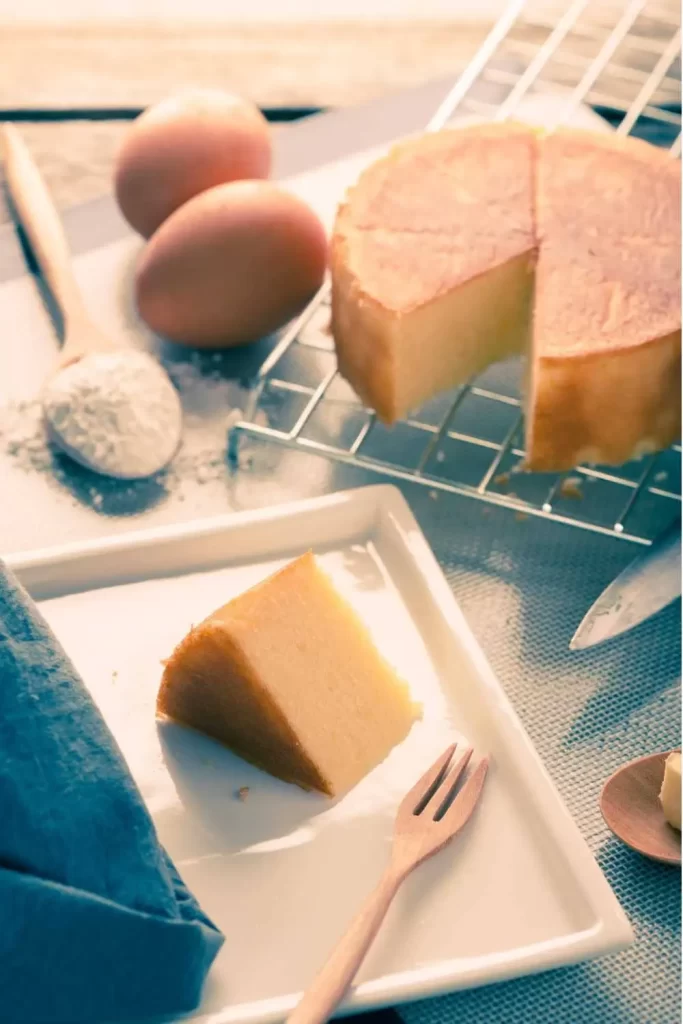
[230,0,682,545]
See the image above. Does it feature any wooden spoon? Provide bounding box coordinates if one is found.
[0,123,182,480]
[600,751,681,866]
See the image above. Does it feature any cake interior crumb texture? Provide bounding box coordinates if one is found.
[157,553,421,796]
[332,124,537,423]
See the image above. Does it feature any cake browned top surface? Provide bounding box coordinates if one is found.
[537,128,680,245]
[334,122,536,313]
[336,123,681,352]
[536,128,681,357]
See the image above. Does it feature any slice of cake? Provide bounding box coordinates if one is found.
[527,128,681,470]
[331,124,537,423]
[157,553,420,796]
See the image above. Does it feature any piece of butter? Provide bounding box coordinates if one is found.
[659,751,681,831]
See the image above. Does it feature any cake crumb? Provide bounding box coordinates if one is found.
[494,472,510,489]
[654,470,668,483]
[560,476,584,500]
[436,450,446,463]
[515,511,529,521]
[428,489,439,501]
[236,786,250,802]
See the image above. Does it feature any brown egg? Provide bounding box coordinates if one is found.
[135,181,328,348]
[115,89,271,238]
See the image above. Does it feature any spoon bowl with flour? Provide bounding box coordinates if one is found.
[1,124,182,480]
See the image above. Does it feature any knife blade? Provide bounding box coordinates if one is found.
[570,520,682,650]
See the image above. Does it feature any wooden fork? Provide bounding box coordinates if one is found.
[287,744,489,1024]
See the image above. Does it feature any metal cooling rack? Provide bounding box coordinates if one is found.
[231,0,682,546]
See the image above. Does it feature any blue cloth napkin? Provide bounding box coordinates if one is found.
[0,560,224,1024]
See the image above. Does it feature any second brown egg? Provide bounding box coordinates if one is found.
[135,180,328,348]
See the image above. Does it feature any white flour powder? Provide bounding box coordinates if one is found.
[42,351,182,479]
[0,354,247,506]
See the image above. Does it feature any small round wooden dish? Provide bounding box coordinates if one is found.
[601,751,681,866]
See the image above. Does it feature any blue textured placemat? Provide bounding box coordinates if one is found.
[395,484,682,1024]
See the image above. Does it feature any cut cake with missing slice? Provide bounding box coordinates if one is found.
[331,123,681,471]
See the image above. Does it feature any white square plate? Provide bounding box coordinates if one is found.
[9,485,633,1022]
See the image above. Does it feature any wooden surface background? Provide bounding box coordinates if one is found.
[2,10,679,225]
[0,21,488,225]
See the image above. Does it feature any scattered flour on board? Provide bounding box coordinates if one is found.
[0,352,247,504]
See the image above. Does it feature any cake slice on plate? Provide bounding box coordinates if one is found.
[157,552,420,797]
